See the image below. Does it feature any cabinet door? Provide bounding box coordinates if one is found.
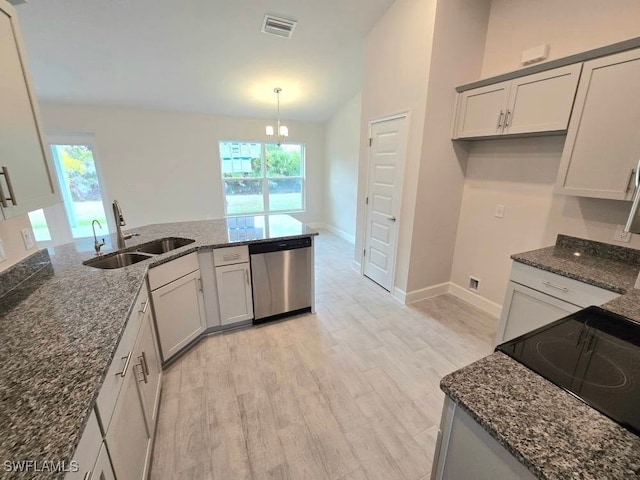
[556,49,640,199]
[215,263,254,325]
[133,309,162,436]
[503,64,581,135]
[0,7,57,218]
[105,356,151,480]
[494,281,580,345]
[152,269,206,361]
[454,81,511,139]
[90,444,115,480]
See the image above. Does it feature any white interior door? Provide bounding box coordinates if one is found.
[363,116,408,291]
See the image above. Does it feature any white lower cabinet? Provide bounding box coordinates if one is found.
[90,285,162,480]
[105,356,152,480]
[149,252,206,362]
[90,444,115,480]
[134,308,162,436]
[215,262,253,325]
[431,397,536,480]
[66,412,102,479]
[495,262,619,345]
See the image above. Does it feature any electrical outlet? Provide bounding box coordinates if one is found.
[468,276,480,292]
[21,228,35,249]
[494,204,505,218]
[614,225,632,243]
[0,238,6,263]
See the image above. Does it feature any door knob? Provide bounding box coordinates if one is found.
[387,216,396,222]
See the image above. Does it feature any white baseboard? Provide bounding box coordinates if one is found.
[447,282,502,319]
[325,224,356,244]
[352,260,361,273]
[392,282,450,304]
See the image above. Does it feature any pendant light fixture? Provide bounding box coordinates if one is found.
[266,87,288,146]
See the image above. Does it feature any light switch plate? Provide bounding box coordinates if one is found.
[494,204,505,218]
[21,228,35,249]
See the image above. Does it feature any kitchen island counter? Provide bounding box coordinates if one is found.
[0,214,317,479]
[440,352,640,479]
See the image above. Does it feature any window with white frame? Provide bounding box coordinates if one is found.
[219,141,305,216]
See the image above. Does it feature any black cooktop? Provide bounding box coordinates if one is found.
[497,306,640,436]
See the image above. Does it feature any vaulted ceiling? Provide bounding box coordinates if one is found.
[14,0,396,122]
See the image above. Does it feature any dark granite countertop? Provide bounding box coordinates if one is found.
[441,353,640,480]
[0,214,317,479]
[441,235,640,479]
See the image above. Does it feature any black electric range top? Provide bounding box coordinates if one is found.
[497,306,640,436]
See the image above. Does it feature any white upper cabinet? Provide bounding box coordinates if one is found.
[555,49,640,200]
[0,3,58,219]
[453,64,581,140]
[455,81,511,138]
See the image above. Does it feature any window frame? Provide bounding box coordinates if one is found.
[219,141,306,217]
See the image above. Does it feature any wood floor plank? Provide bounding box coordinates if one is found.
[205,368,252,480]
[237,389,286,477]
[356,391,431,480]
[173,387,211,475]
[277,422,329,480]
[364,367,433,436]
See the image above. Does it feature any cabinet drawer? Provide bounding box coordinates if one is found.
[66,412,102,480]
[510,262,619,307]
[95,288,147,432]
[148,252,199,291]
[213,245,249,266]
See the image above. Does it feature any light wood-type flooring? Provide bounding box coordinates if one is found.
[150,231,498,480]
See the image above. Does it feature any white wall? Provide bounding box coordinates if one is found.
[0,214,39,273]
[450,0,640,309]
[406,0,490,294]
[356,0,438,291]
[39,104,325,229]
[324,92,361,243]
[482,0,640,78]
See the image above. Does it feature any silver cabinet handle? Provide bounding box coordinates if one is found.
[197,278,203,292]
[136,359,148,384]
[141,351,149,376]
[115,351,133,377]
[140,299,149,314]
[504,109,512,127]
[223,253,241,261]
[497,110,504,128]
[387,216,396,222]
[542,281,569,293]
[83,472,91,480]
[245,268,250,285]
[0,167,17,206]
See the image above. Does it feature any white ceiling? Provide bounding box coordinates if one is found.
[14,0,395,122]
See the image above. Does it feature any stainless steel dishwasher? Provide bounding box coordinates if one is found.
[249,237,312,324]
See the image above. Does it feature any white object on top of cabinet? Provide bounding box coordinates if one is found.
[0,2,59,219]
[453,64,581,140]
[555,48,640,200]
[495,262,619,345]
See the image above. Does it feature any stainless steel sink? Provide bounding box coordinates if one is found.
[135,237,195,255]
[84,252,153,269]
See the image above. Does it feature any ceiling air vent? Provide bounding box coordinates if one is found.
[261,15,297,39]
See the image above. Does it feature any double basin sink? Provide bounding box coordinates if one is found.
[84,237,195,269]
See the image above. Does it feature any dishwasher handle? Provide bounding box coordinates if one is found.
[249,237,311,255]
